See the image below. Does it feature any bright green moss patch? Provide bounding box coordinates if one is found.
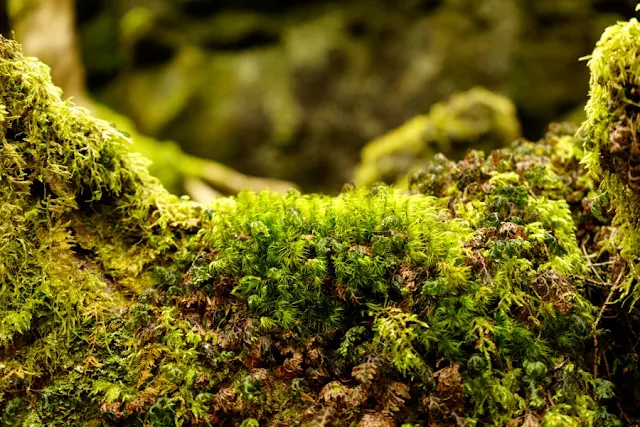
[0,36,195,423]
[0,18,638,427]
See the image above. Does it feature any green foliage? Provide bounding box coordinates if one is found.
[0,14,637,426]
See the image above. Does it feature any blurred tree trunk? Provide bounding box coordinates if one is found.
[9,0,88,105]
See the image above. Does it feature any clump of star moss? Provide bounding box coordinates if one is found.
[407,122,630,425]
[0,21,637,427]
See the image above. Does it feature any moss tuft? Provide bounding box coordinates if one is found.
[581,17,640,305]
[354,87,520,188]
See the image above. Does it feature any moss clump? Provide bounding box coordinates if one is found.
[1,34,629,426]
[578,17,640,307]
[0,34,176,371]
[354,87,520,188]
[0,35,196,424]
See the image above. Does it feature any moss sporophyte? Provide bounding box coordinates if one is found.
[3,16,640,427]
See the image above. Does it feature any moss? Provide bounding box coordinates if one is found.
[354,87,520,187]
[580,17,640,305]
[0,35,197,422]
[0,33,629,426]
[91,103,298,200]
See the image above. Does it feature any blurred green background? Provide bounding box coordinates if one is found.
[2,0,637,196]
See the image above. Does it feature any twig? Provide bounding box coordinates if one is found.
[582,242,603,282]
[593,269,625,383]
[182,154,298,197]
[567,273,609,289]
[590,260,616,267]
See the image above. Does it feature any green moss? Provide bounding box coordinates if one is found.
[580,17,640,305]
[354,87,521,187]
[0,34,626,425]
[0,35,196,422]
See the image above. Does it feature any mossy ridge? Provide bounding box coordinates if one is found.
[576,17,640,422]
[0,32,625,427]
[0,36,196,425]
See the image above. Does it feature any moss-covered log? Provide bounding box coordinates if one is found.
[2,15,640,427]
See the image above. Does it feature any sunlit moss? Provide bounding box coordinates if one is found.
[0,36,194,424]
[3,11,640,424]
[580,17,640,304]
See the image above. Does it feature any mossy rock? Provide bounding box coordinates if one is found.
[5,13,640,427]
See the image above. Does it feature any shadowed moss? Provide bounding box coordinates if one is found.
[354,87,521,188]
